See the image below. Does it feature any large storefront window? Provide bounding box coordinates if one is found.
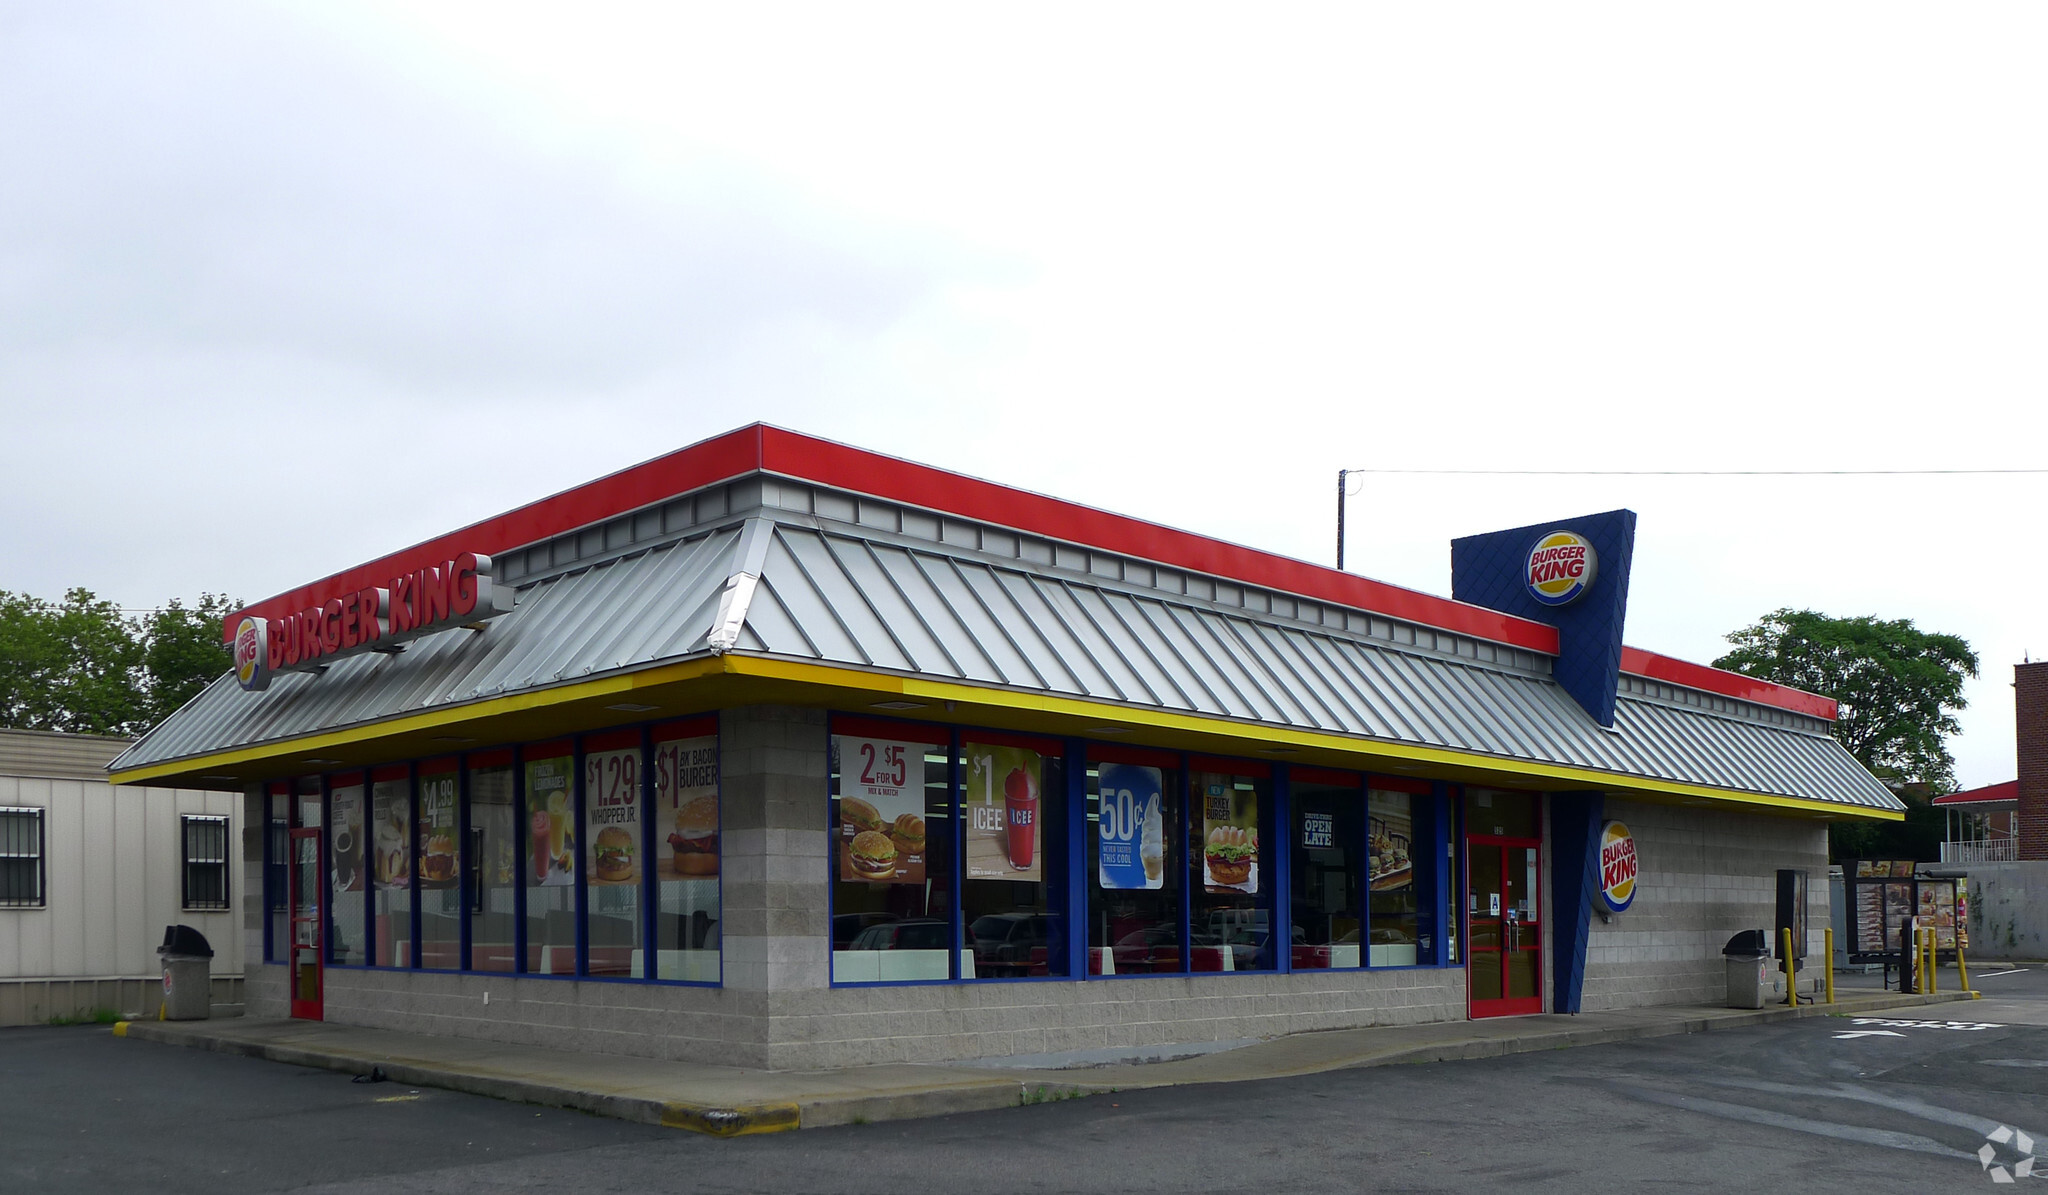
[1087,748,1180,975]
[1190,763,1274,972]
[371,765,412,967]
[523,742,576,974]
[1367,787,1419,966]
[265,783,289,964]
[467,751,517,972]
[1289,771,1364,970]
[652,719,719,983]
[327,773,366,966]
[417,759,461,970]
[291,722,721,984]
[960,732,1066,979]
[830,720,954,983]
[582,729,643,979]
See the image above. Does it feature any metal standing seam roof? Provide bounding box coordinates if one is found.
[110,517,1903,813]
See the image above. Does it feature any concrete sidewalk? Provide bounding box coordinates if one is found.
[113,986,1978,1136]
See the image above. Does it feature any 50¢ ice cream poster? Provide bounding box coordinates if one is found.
[1097,763,1163,891]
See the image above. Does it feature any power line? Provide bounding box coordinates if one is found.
[1341,467,2048,477]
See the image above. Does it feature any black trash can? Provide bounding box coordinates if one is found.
[157,925,215,1021]
[1722,929,1771,1009]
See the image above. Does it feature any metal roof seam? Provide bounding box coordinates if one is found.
[1282,628,1399,739]
[1237,620,1357,734]
[818,534,925,673]
[990,571,1114,701]
[941,555,1054,691]
[771,528,881,669]
[1161,604,1286,725]
[1037,576,1152,706]
[858,539,967,677]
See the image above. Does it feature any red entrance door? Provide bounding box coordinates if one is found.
[289,829,324,1020]
[1467,837,1543,1017]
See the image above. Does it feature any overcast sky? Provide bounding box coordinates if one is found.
[4,3,2043,787]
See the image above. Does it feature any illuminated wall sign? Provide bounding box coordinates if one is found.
[235,552,508,692]
[1525,530,1599,607]
[1599,820,1638,913]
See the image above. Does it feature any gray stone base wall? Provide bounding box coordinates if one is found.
[288,963,1462,1070]
[312,968,771,1065]
[1580,798,1828,1012]
[246,962,287,1018]
[757,967,1465,1070]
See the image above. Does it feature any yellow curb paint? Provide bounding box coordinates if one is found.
[660,1101,801,1136]
[111,1022,128,1037]
[373,1095,421,1104]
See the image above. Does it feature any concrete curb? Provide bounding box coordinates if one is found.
[109,989,1978,1135]
[112,1020,813,1137]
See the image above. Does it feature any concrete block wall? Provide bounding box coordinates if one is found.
[719,705,831,996]
[1580,798,1828,1012]
[1963,860,2048,959]
[758,967,1465,1070]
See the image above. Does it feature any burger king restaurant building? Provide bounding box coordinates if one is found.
[108,426,1902,1069]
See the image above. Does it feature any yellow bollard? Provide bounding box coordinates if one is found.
[1927,929,1938,993]
[1957,940,1977,999]
[1823,927,1836,1004]
[1782,927,1798,1006]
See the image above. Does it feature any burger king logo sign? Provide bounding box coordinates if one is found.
[232,616,270,693]
[1525,530,1598,607]
[1599,820,1638,913]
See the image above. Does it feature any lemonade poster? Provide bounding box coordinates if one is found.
[525,755,575,887]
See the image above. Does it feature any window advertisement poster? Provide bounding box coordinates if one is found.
[330,783,365,894]
[417,771,458,890]
[1197,774,1258,894]
[1098,762,1163,891]
[1367,791,1414,892]
[525,756,575,887]
[836,736,926,885]
[965,741,1041,881]
[584,747,641,887]
[371,777,412,890]
[655,735,719,880]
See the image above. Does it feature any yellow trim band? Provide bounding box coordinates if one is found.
[112,651,1902,822]
[108,657,726,785]
[722,656,1904,821]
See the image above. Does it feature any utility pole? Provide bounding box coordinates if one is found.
[1336,469,1348,570]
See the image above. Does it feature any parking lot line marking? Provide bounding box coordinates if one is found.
[1834,1030,1907,1039]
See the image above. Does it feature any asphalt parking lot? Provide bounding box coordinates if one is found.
[7,967,2045,1194]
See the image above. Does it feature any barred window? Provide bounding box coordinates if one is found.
[182,815,231,911]
[0,808,44,908]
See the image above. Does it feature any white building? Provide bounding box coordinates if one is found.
[0,729,243,1025]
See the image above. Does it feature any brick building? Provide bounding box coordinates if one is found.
[2015,662,2048,860]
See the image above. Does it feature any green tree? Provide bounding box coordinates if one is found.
[1713,608,1978,861]
[139,595,238,727]
[0,589,239,736]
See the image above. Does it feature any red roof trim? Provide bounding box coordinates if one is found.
[217,424,1833,720]
[1619,646,1838,721]
[1932,780,2018,806]
[221,425,767,640]
[757,427,1555,653]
